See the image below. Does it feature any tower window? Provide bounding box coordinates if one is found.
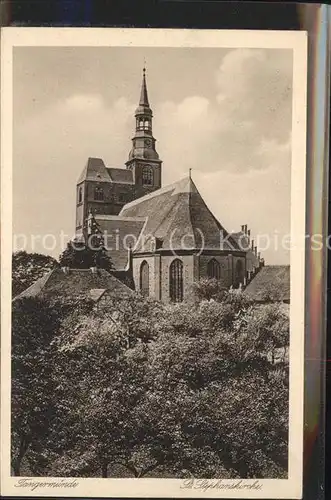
[144,120,150,130]
[169,259,183,303]
[142,166,153,186]
[207,259,221,280]
[140,260,150,297]
[139,119,144,130]
[78,186,83,203]
[94,187,104,201]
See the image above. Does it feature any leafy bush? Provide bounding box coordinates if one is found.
[12,251,58,297]
[11,291,289,479]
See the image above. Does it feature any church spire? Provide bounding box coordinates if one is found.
[139,66,150,107]
[126,66,161,185]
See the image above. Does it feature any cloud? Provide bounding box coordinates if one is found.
[155,48,293,179]
[63,93,104,111]
[13,48,293,264]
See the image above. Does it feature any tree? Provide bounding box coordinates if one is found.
[11,297,61,475]
[12,251,58,297]
[43,298,288,479]
[58,238,113,272]
[189,278,227,303]
[12,293,289,480]
[11,295,94,476]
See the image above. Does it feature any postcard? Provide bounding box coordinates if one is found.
[1,27,307,498]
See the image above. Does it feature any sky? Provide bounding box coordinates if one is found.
[13,46,293,264]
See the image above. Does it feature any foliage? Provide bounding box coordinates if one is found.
[58,238,114,272]
[189,277,228,303]
[12,250,58,297]
[11,290,289,479]
[11,295,94,476]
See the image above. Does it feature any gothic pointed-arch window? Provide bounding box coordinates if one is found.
[142,166,153,186]
[169,259,184,303]
[234,259,244,288]
[207,258,221,280]
[140,260,150,297]
[94,186,104,201]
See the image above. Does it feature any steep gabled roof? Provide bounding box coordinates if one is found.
[94,215,146,269]
[77,157,111,184]
[243,265,290,302]
[77,158,134,185]
[106,167,133,184]
[14,268,133,301]
[120,176,240,253]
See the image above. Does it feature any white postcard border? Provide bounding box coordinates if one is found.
[1,27,307,499]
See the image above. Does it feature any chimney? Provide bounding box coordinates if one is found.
[61,266,70,274]
[244,224,248,234]
[254,246,257,256]
[247,229,251,240]
[251,239,254,251]
[241,225,245,232]
[258,252,261,260]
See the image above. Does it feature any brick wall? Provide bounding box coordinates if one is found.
[132,252,247,302]
[198,254,232,287]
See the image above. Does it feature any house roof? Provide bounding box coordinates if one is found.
[243,265,290,302]
[14,267,133,301]
[120,176,240,253]
[107,167,133,184]
[94,215,146,269]
[77,158,134,185]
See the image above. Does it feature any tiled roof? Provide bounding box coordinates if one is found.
[14,268,133,301]
[107,167,133,184]
[95,215,146,269]
[243,265,290,302]
[77,157,111,184]
[77,158,134,185]
[120,176,240,253]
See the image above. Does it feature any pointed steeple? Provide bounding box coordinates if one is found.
[139,67,150,107]
[135,66,152,117]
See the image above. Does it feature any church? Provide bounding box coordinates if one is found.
[75,68,264,303]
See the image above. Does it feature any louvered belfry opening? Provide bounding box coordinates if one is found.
[140,260,150,297]
[207,258,221,280]
[169,259,183,303]
[142,166,153,186]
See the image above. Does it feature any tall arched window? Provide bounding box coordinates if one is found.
[169,259,183,303]
[140,260,150,297]
[94,187,104,201]
[78,186,82,203]
[234,259,244,288]
[142,166,153,186]
[207,258,221,280]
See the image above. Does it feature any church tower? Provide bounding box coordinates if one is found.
[126,67,162,196]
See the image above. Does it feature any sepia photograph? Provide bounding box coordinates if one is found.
[1,28,307,498]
